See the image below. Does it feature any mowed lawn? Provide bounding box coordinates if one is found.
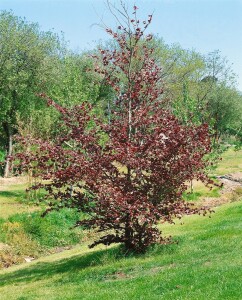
[0,200,241,300]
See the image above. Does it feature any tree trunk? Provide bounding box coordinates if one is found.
[128,98,132,139]
[124,216,133,251]
[4,126,13,178]
[190,179,193,193]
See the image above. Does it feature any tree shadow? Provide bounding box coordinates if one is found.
[0,247,120,286]
[0,243,176,287]
[0,190,25,199]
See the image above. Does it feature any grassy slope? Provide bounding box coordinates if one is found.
[0,200,241,300]
[0,148,241,299]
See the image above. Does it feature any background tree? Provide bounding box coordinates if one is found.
[206,84,242,142]
[0,11,64,177]
[48,53,101,106]
[160,48,242,145]
[95,35,242,146]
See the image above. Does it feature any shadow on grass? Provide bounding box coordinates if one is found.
[0,247,121,286]
[0,190,26,199]
[0,243,177,286]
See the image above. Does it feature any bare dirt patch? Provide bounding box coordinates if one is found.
[0,243,10,251]
[149,263,176,274]
[104,263,176,282]
[104,271,132,281]
[0,176,28,190]
[201,172,242,208]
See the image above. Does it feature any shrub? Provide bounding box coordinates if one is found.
[7,209,83,248]
[2,221,40,257]
[0,209,84,268]
[0,248,23,268]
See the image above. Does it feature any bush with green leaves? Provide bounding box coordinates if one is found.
[0,209,84,249]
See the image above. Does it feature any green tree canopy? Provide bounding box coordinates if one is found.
[0,10,64,176]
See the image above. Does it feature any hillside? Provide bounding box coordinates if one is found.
[0,148,241,299]
[0,200,241,300]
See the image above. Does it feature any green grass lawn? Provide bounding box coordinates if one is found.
[183,180,220,201]
[212,148,242,175]
[0,200,241,300]
[0,183,38,219]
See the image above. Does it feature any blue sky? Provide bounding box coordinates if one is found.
[1,0,242,90]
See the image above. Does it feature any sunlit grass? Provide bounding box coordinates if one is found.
[184,148,242,200]
[213,148,242,175]
[0,183,38,219]
[183,180,220,201]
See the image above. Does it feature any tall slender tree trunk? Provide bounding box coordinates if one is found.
[124,215,134,251]
[190,179,193,193]
[4,125,13,178]
[128,97,132,139]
